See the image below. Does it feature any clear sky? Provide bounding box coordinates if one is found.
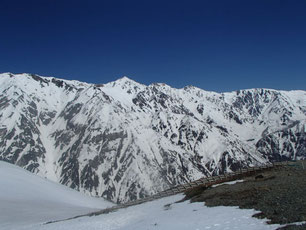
[0,0,305,92]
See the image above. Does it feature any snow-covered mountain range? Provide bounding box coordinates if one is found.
[0,73,305,203]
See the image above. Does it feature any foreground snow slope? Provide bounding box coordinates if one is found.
[0,160,113,230]
[30,194,280,230]
[0,160,284,230]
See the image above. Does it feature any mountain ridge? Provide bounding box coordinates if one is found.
[3,72,304,93]
[0,72,305,203]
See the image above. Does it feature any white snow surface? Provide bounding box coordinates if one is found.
[0,159,282,230]
[0,160,113,230]
[28,195,281,230]
[212,179,244,188]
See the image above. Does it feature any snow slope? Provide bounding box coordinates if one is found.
[0,160,113,230]
[0,163,282,230]
[28,194,281,230]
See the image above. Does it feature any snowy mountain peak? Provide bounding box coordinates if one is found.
[0,73,305,203]
[118,75,133,81]
[109,76,143,87]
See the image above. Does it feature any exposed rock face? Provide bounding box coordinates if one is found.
[0,73,305,203]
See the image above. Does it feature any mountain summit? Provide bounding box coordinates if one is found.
[0,73,305,203]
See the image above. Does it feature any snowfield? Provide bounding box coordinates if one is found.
[27,195,281,230]
[0,161,281,230]
[0,160,113,230]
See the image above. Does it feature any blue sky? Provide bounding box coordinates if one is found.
[0,0,305,92]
